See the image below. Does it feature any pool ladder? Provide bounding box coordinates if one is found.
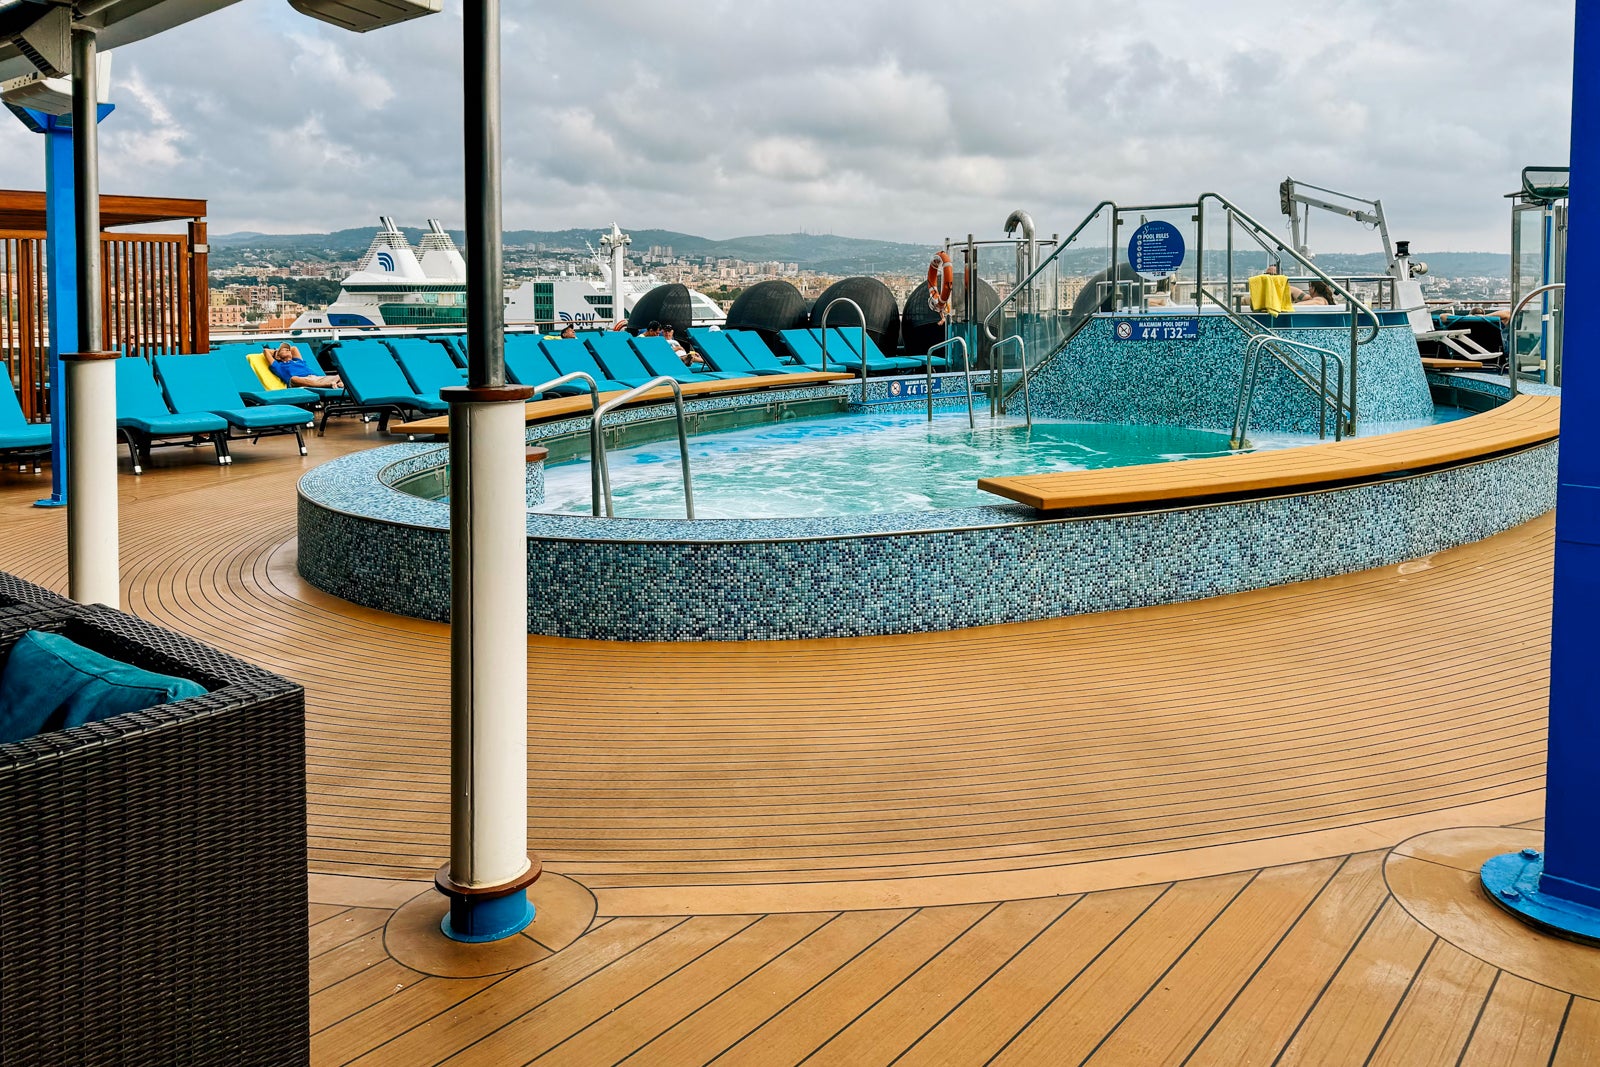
[1230,334,1348,449]
[531,372,696,519]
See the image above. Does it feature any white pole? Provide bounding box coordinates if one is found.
[441,387,537,939]
[611,238,626,323]
[63,353,118,608]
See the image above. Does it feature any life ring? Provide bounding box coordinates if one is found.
[927,250,954,323]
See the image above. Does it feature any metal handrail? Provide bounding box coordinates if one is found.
[1507,282,1565,395]
[927,336,974,428]
[530,371,603,516]
[591,376,695,519]
[1231,333,1346,448]
[1198,192,1383,345]
[990,336,1032,427]
[817,297,871,405]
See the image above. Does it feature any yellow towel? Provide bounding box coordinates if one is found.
[247,350,287,391]
[1248,274,1295,315]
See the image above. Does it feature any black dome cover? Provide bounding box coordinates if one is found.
[809,277,899,354]
[726,280,808,335]
[626,284,694,336]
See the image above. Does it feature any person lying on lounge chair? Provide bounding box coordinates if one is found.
[269,342,342,389]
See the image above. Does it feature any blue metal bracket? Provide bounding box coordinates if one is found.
[1482,849,1600,946]
[7,102,115,508]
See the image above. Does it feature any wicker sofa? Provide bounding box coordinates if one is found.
[0,578,309,1065]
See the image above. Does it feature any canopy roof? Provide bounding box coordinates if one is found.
[0,187,205,229]
[0,0,242,82]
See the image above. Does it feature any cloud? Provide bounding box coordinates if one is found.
[0,0,1575,252]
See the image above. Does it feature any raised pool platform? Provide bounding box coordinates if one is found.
[297,372,1559,641]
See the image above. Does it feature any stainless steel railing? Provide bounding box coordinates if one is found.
[927,336,974,428]
[591,376,695,519]
[1230,333,1346,449]
[817,297,871,405]
[530,371,603,516]
[1508,282,1565,396]
[990,336,1032,428]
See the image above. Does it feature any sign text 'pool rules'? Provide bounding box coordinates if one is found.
[1128,220,1185,280]
[1113,317,1199,341]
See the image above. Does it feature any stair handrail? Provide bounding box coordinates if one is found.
[1231,333,1346,448]
[592,376,695,519]
[927,336,974,428]
[1198,192,1382,345]
[983,199,1117,342]
[530,371,603,516]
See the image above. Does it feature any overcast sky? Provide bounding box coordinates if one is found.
[0,0,1575,253]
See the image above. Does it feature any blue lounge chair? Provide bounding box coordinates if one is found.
[725,330,811,375]
[821,326,939,371]
[541,338,640,391]
[628,334,742,382]
[778,328,851,373]
[319,338,446,433]
[211,343,323,408]
[502,334,563,392]
[691,329,790,375]
[584,333,666,385]
[0,372,50,473]
[114,357,229,474]
[152,355,312,457]
[387,337,468,398]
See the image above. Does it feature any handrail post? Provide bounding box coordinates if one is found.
[1347,295,1359,435]
[819,296,870,406]
[928,336,973,429]
[991,336,1031,427]
[592,375,695,519]
[530,371,602,516]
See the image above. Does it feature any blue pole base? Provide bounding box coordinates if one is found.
[434,860,541,944]
[1481,849,1600,946]
[33,495,66,509]
[441,889,535,943]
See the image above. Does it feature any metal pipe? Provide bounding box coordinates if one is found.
[818,297,869,406]
[531,372,601,515]
[592,376,694,519]
[1508,282,1566,395]
[991,336,1031,427]
[65,26,118,608]
[927,336,972,428]
[463,0,503,389]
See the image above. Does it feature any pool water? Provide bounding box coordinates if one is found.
[536,412,1242,519]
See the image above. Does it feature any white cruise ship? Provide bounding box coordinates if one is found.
[291,219,726,331]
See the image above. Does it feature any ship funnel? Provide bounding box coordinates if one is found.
[379,215,400,234]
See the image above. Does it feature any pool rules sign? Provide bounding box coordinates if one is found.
[1116,220,1198,341]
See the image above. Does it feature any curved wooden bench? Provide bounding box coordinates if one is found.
[393,371,855,435]
[979,393,1560,512]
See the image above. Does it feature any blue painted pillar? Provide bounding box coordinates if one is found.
[1481,2,1600,943]
[7,103,113,507]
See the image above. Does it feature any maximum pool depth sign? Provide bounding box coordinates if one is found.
[1128,220,1185,279]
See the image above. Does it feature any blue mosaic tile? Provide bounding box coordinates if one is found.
[297,371,1558,641]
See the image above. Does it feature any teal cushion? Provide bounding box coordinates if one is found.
[0,630,208,743]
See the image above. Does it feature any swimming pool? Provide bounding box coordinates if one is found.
[539,412,1238,518]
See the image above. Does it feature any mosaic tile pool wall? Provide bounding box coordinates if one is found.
[297,374,1555,641]
[1026,316,1433,433]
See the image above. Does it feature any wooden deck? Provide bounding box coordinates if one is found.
[1,421,1594,1066]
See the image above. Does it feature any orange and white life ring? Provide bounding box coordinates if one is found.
[927,249,954,323]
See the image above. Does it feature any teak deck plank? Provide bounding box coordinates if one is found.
[979,393,1558,510]
[1,404,1589,1065]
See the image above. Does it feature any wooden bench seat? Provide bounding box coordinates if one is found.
[978,393,1560,512]
[393,371,855,436]
[1422,357,1485,370]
